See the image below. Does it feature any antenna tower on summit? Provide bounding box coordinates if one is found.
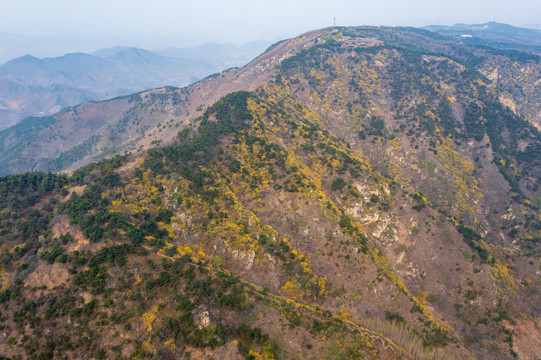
[334,17,336,26]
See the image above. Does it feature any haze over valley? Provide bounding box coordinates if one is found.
[0,41,270,129]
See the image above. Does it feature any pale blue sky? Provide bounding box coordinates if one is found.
[1,0,540,41]
[0,0,540,62]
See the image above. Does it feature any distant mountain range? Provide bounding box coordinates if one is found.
[0,42,269,129]
[424,21,541,53]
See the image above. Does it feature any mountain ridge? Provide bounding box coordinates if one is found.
[0,29,325,175]
[4,25,541,178]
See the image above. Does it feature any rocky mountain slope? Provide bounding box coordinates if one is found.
[0,42,269,129]
[0,26,540,359]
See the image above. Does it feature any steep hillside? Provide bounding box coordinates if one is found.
[476,56,541,130]
[0,88,538,359]
[0,27,540,359]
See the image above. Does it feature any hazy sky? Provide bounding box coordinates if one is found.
[1,0,540,48]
